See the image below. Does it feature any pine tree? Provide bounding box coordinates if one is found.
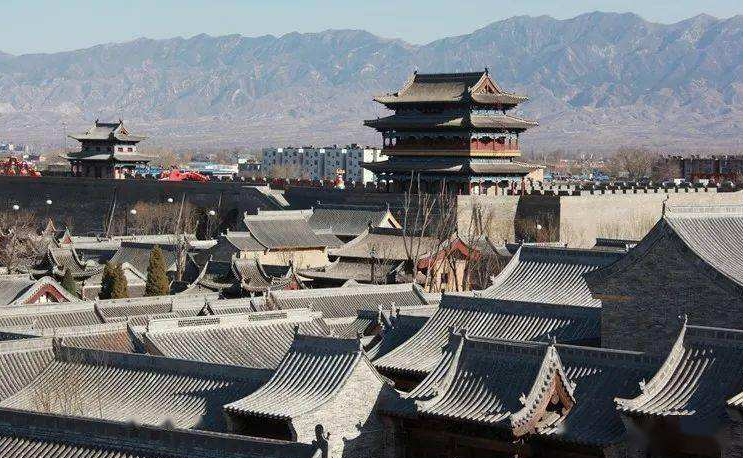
[145,245,170,296]
[60,269,77,297]
[111,263,129,299]
[99,262,116,299]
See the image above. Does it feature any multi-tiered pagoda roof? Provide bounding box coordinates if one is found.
[364,70,540,193]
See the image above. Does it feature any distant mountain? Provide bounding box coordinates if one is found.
[1,12,742,153]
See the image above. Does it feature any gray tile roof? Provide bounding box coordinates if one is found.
[406,334,575,430]
[224,334,376,420]
[94,294,215,323]
[43,247,103,279]
[268,283,431,319]
[0,303,102,331]
[242,212,330,250]
[588,204,743,293]
[0,408,319,458]
[481,246,624,307]
[68,120,146,143]
[329,227,438,261]
[143,308,329,369]
[363,157,540,175]
[615,323,743,436]
[6,322,140,354]
[308,205,395,238]
[299,259,403,283]
[374,294,600,377]
[389,334,656,446]
[364,112,537,131]
[222,232,266,253]
[108,241,178,274]
[0,275,77,306]
[232,259,293,292]
[0,339,54,401]
[592,237,639,251]
[366,306,438,361]
[372,71,527,106]
[0,345,265,432]
[323,312,378,339]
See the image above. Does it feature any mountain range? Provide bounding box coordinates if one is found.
[1,12,742,154]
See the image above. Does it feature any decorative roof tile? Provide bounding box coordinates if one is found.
[615,323,743,436]
[268,283,431,319]
[482,246,624,307]
[224,335,367,420]
[143,308,329,369]
[0,345,265,432]
[374,294,600,377]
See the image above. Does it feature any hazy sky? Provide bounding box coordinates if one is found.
[3,0,742,55]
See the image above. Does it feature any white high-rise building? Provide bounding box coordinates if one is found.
[261,145,386,184]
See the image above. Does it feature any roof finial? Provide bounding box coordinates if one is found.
[639,378,646,392]
[484,67,489,75]
[662,195,670,216]
[679,313,688,326]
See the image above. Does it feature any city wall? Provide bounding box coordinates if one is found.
[3,177,741,246]
[285,185,743,247]
[0,176,279,234]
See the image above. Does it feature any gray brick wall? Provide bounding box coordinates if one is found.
[292,358,394,458]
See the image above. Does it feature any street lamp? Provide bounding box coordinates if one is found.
[45,199,53,205]
[208,210,216,216]
[125,209,137,236]
[11,204,19,211]
[167,197,174,203]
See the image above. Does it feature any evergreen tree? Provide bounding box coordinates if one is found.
[60,269,77,297]
[111,263,129,299]
[99,262,116,299]
[145,245,170,296]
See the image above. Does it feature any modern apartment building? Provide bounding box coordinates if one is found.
[261,145,386,183]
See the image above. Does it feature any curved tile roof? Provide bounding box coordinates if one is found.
[0,408,319,458]
[367,307,438,361]
[329,227,438,261]
[308,205,395,238]
[268,283,430,319]
[243,213,330,250]
[482,246,624,307]
[588,205,743,295]
[411,334,574,430]
[143,309,329,369]
[364,113,537,131]
[0,275,77,306]
[0,339,54,401]
[615,323,743,436]
[225,335,366,420]
[390,336,656,446]
[372,71,527,106]
[1,346,265,432]
[108,242,178,274]
[0,304,102,331]
[374,294,600,377]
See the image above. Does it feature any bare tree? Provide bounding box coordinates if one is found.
[604,148,656,180]
[0,211,48,274]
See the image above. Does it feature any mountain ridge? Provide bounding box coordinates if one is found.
[1,12,742,153]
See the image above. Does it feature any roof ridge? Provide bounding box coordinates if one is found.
[54,345,262,382]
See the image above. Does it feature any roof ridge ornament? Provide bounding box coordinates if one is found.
[662,195,670,216]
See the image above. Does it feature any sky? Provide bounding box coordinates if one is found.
[2,0,742,55]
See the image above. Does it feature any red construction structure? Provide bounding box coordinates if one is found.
[159,169,209,182]
[0,157,41,177]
